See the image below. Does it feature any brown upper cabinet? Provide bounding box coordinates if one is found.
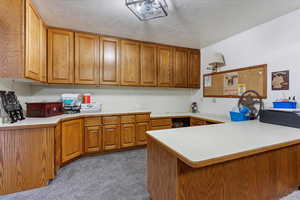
[140,43,157,87]
[40,22,47,82]
[48,28,74,84]
[75,33,100,85]
[157,45,173,87]
[121,40,141,86]
[173,48,189,88]
[25,0,42,81]
[100,37,120,85]
[188,50,201,88]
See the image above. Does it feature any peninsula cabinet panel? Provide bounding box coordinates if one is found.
[103,125,120,151]
[25,0,41,81]
[100,37,120,85]
[61,119,83,163]
[141,43,157,87]
[85,126,102,153]
[48,28,74,84]
[188,50,201,88]
[136,122,149,145]
[121,40,141,86]
[55,123,62,173]
[173,48,189,88]
[75,33,100,85]
[121,123,136,148]
[157,46,173,87]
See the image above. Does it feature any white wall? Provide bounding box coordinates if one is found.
[193,9,300,115]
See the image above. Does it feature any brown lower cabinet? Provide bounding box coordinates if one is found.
[136,122,149,145]
[121,123,136,148]
[85,126,102,153]
[61,119,84,163]
[103,124,121,151]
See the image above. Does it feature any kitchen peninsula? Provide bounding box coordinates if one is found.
[147,121,300,200]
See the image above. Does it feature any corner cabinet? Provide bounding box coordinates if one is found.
[157,45,173,87]
[121,40,141,86]
[75,33,100,85]
[173,48,189,88]
[48,28,74,84]
[188,50,201,88]
[61,119,83,163]
[141,43,157,87]
[100,37,120,85]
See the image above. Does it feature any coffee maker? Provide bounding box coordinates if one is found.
[0,91,25,123]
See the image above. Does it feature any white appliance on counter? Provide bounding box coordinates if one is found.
[80,103,102,113]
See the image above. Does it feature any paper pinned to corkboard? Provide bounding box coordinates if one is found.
[224,72,238,95]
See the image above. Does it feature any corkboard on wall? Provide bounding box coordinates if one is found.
[203,64,267,98]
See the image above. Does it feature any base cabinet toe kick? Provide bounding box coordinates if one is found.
[147,136,300,200]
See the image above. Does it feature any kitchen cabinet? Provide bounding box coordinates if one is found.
[190,118,208,126]
[157,45,173,87]
[103,125,120,151]
[141,43,157,87]
[40,22,47,82]
[100,37,120,85]
[121,123,136,148]
[173,48,189,88]
[121,40,141,86]
[151,118,172,130]
[25,0,41,81]
[188,50,201,88]
[48,28,74,84]
[136,122,149,145]
[61,119,83,163]
[75,33,100,85]
[55,123,61,173]
[85,126,102,153]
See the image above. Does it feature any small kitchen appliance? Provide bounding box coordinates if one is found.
[191,102,199,113]
[0,91,25,123]
[62,94,82,114]
[26,102,63,117]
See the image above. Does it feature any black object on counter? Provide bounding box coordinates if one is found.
[259,109,300,129]
[0,91,25,123]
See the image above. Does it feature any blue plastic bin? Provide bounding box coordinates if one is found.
[273,102,297,109]
[230,112,250,122]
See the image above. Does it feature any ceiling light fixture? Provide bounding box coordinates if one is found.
[126,0,168,21]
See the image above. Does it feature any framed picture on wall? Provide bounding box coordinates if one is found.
[272,70,289,90]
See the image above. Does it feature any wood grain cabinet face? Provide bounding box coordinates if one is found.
[103,125,120,151]
[136,122,149,145]
[48,28,74,84]
[121,40,141,86]
[188,50,201,88]
[61,119,83,163]
[157,46,173,87]
[121,123,136,148]
[100,37,120,85]
[173,48,189,88]
[55,124,61,173]
[141,43,157,87]
[85,126,102,153]
[25,1,41,81]
[75,33,100,85]
[40,22,47,82]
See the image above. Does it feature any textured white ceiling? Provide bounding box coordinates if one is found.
[32,0,300,48]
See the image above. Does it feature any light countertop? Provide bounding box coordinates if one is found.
[147,120,300,168]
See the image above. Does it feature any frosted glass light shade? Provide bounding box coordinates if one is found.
[208,53,225,67]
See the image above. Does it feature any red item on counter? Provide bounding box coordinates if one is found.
[83,94,91,104]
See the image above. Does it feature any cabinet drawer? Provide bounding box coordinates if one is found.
[121,115,135,124]
[151,125,172,131]
[84,117,102,126]
[103,116,120,125]
[136,114,150,122]
[151,118,172,127]
[190,118,207,126]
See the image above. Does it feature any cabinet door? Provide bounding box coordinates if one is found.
[174,48,189,88]
[157,45,173,87]
[75,33,100,85]
[121,40,140,86]
[100,37,120,85]
[55,123,61,173]
[85,126,102,153]
[40,22,47,82]
[25,1,41,81]
[136,122,149,145]
[48,28,74,84]
[103,125,120,151]
[121,123,136,148]
[141,43,157,87]
[61,119,83,163]
[188,50,201,88]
